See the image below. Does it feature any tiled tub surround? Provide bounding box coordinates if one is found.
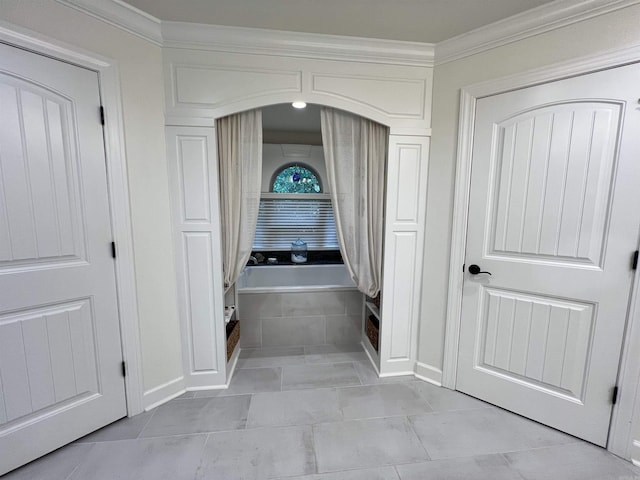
[237,265,363,348]
[238,290,363,348]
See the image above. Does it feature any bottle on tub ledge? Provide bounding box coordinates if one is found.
[291,238,308,264]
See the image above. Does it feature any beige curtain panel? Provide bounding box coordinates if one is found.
[321,107,388,297]
[216,109,263,289]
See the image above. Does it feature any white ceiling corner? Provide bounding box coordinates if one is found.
[435,0,640,65]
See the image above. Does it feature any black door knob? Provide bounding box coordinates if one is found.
[468,264,492,275]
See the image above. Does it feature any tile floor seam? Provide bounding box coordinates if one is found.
[496,452,529,480]
[138,430,237,441]
[63,443,97,480]
[494,438,603,456]
[244,394,254,430]
[63,464,80,480]
[403,414,433,463]
[308,423,320,476]
[235,361,306,371]
[135,408,158,439]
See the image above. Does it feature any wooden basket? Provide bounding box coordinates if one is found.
[226,320,240,362]
[372,293,381,310]
[366,315,379,352]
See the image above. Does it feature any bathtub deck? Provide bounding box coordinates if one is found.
[7,344,640,480]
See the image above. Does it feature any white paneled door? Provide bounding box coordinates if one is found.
[0,44,126,474]
[457,63,640,446]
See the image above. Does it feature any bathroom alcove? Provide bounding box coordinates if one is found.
[164,43,432,389]
[233,103,365,356]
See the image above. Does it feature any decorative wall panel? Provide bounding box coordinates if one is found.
[311,74,425,118]
[380,137,429,375]
[167,127,226,387]
[172,65,301,108]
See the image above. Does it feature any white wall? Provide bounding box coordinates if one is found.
[422,1,640,459]
[0,1,183,395]
[262,144,328,193]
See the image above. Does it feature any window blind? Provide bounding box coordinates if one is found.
[253,198,339,250]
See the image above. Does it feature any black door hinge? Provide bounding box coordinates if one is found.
[612,385,619,405]
[99,106,105,125]
[111,241,116,259]
[633,250,638,271]
[121,361,126,377]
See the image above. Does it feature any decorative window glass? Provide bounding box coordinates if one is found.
[271,165,322,193]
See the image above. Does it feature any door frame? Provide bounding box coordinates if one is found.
[0,21,145,416]
[443,43,640,458]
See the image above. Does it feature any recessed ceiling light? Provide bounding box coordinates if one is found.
[292,101,307,109]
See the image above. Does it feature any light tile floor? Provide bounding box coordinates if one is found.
[5,344,640,480]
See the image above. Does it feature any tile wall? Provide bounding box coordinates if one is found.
[238,291,363,347]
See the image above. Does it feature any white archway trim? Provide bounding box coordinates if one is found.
[443,41,640,461]
[0,20,145,416]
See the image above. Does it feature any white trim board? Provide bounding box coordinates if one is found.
[609,236,640,461]
[54,0,639,67]
[55,0,162,45]
[143,376,185,411]
[0,20,145,416]
[415,362,443,387]
[442,42,640,460]
[161,22,434,67]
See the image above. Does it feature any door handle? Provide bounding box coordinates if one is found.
[468,264,492,275]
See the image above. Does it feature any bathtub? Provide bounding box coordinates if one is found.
[237,264,356,294]
[236,264,362,348]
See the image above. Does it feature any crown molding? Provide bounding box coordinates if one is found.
[55,0,162,46]
[161,22,435,67]
[435,0,640,65]
[54,0,639,67]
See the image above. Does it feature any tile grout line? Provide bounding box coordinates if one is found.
[310,423,320,476]
[497,452,529,480]
[135,408,158,440]
[244,393,254,430]
[405,414,434,463]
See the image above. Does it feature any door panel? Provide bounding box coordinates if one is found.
[489,102,620,266]
[477,288,594,401]
[457,63,640,446]
[0,44,126,474]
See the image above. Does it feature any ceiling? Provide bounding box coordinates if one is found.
[124,0,556,44]
[263,104,321,133]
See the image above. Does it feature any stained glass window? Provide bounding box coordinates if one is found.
[271,165,322,193]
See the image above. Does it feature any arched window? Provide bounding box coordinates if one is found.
[271,164,322,193]
[254,162,337,250]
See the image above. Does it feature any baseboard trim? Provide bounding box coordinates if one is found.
[414,362,443,387]
[143,376,185,411]
[631,440,640,466]
[225,346,241,386]
[379,370,415,378]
